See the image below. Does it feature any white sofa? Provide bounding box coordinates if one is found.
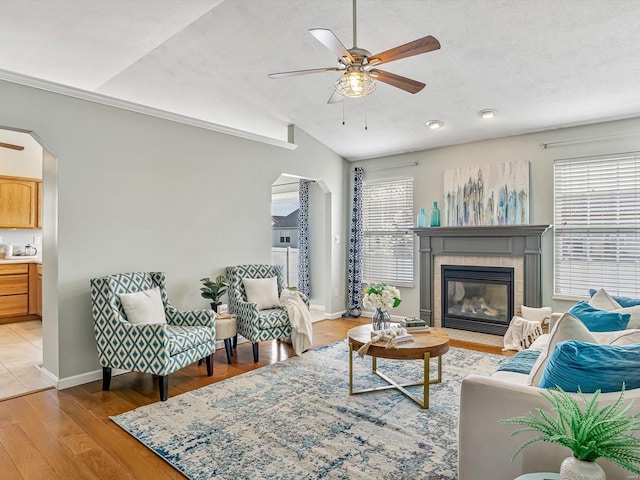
[458,331,640,480]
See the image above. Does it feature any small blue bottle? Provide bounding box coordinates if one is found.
[429,201,441,227]
[417,208,427,227]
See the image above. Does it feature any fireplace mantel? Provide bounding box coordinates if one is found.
[412,225,552,326]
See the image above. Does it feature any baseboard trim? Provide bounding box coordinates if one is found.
[324,311,345,320]
[55,367,129,390]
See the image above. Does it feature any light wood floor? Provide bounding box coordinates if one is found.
[0,318,505,479]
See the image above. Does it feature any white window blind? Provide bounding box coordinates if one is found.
[554,153,640,298]
[362,177,414,287]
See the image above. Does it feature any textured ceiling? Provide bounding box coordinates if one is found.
[2,0,640,160]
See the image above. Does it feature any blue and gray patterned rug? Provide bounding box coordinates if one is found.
[111,340,504,479]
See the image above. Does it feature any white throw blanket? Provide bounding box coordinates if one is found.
[280,289,313,356]
[502,315,544,351]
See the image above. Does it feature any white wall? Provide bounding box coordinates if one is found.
[353,117,640,318]
[0,79,347,384]
[0,129,42,178]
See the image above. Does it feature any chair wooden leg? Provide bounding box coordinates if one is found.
[206,354,214,376]
[252,342,259,363]
[102,367,112,391]
[197,358,203,366]
[159,375,169,401]
[233,334,238,349]
[224,339,233,364]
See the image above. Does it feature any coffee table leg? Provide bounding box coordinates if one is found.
[424,352,430,409]
[349,341,353,395]
[372,355,377,373]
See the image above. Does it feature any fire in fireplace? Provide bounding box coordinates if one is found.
[441,265,514,335]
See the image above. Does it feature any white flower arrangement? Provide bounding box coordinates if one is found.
[362,283,402,311]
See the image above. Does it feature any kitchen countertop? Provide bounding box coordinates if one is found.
[0,257,42,265]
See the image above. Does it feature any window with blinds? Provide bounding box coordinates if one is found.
[554,153,640,298]
[362,177,414,287]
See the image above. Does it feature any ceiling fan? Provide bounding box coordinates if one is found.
[268,0,440,103]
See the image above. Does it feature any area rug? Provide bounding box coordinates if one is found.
[111,340,504,480]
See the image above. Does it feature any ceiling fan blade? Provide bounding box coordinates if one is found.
[0,142,24,151]
[268,67,343,79]
[327,90,343,104]
[369,69,425,94]
[368,35,440,66]
[308,28,355,63]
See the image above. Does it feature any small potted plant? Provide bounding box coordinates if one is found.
[200,275,229,312]
[500,386,640,479]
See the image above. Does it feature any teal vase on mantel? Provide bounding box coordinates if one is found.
[417,208,427,228]
[429,201,441,227]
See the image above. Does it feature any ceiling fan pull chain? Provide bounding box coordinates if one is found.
[342,101,346,125]
[364,95,368,130]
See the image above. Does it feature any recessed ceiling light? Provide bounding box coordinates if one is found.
[479,109,496,119]
[426,120,444,130]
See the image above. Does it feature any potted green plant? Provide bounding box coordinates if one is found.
[500,386,640,479]
[200,275,229,311]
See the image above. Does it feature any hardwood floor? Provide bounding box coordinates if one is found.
[0,318,505,479]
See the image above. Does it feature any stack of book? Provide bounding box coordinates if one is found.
[399,317,431,333]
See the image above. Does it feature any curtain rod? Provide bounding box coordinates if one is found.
[357,161,419,172]
[540,131,640,149]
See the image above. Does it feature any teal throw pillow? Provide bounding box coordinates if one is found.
[539,340,640,393]
[589,288,640,308]
[568,301,630,331]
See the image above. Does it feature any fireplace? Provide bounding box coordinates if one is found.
[412,225,552,333]
[441,265,514,335]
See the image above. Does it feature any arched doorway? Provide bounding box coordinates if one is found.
[271,174,332,319]
[0,126,58,400]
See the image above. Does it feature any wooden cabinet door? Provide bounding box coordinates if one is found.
[37,181,43,229]
[0,177,37,228]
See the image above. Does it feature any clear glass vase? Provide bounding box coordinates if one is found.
[372,308,391,331]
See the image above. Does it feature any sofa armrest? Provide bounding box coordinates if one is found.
[548,312,563,330]
[165,304,215,328]
[458,374,637,480]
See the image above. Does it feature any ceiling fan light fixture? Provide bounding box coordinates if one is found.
[426,120,444,130]
[335,70,376,98]
[479,109,496,119]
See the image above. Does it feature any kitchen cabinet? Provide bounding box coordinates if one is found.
[0,175,40,229]
[0,263,29,318]
[28,263,42,317]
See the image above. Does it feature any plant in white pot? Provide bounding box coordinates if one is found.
[200,275,229,311]
[500,386,640,479]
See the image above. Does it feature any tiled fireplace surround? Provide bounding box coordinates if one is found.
[413,225,552,331]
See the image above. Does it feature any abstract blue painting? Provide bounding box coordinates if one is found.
[443,160,529,226]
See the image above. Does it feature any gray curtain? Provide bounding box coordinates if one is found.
[346,167,364,310]
[297,180,310,297]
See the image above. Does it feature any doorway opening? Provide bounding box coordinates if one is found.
[0,126,58,400]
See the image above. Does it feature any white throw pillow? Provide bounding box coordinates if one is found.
[609,329,640,345]
[588,288,621,311]
[520,305,552,323]
[527,312,597,386]
[119,286,167,325]
[242,277,280,310]
[588,288,640,329]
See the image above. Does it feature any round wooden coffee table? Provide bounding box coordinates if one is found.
[347,324,450,409]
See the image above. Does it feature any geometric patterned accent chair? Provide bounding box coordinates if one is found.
[226,264,309,362]
[90,272,216,401]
